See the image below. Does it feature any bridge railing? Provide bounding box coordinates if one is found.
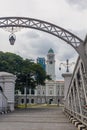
[64,107,87,127]
[0,106,10,113]
[64,56,87,128]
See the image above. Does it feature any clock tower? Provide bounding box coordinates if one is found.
[46,48,55,80]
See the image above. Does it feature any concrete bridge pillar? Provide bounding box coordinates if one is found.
[0,72,16,111]
[62,73,72,100]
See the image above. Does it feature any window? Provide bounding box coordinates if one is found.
[58,90,60,96]
[31,99,34,104]
[61,85,64,88]
[21,99,24,104]
[50,90,53,95]
[31,89,35,95]
[61,90,64,96]
[26,99,29,103]
[38,90,40,95]
[43,91,45,95]
[21,89,24,94]
[26,89,29,94]
[57,85,60,89]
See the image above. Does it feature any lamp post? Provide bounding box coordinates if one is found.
[25,73,31,108]
[59,59,75,72]
[25,75,28,108]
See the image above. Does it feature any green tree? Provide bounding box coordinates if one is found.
[0,51,23,73]
[0,51,47,92]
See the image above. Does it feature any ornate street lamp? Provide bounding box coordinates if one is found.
[59,59,75,72]
[9,33,16,45]
[4,26,18,45]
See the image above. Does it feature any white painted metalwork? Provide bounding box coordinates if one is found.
[64,57,87,128]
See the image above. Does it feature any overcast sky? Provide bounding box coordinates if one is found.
[0,0,87,80]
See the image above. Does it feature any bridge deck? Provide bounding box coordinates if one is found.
[0,107,77,130]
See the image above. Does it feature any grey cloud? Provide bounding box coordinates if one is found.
[15,32,58,60]
[66,0,87,10]
[74,29,87,40]
[22,30,40,39]
[29,38,57,56]
[56,42,78,61]
[15,28,85,63]
[57,28,87,62]
[60,52,78,61]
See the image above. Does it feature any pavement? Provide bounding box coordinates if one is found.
[0,107,78,130]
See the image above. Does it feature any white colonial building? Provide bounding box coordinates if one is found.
[16,48,64,105]
[15,80,64,105]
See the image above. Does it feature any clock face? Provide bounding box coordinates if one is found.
[49,55,53,60]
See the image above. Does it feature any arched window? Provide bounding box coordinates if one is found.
[26,99,29,103]
[31,99,34,104]
[21,89,24,94]
[58,90,60,96]
[43,91,44,95]
[38,90,40,95]
[21,99,24,104]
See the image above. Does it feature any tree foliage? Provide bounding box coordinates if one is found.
[0,51,23,73]
[0,51,47,92]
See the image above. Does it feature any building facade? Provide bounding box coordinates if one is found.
[15,80,64,105]
[15,48,64,106]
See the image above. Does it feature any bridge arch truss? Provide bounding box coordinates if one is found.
[0,17,87,70]
[0,17,84,48]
